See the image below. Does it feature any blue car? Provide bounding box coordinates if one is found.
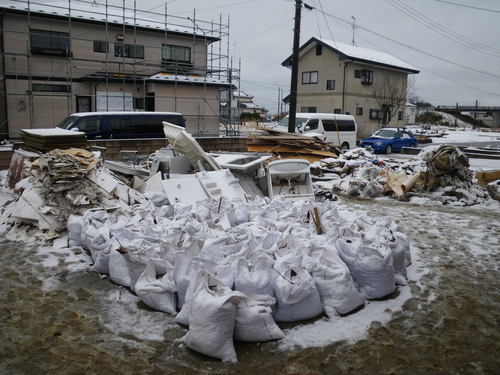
[359,128,418,154]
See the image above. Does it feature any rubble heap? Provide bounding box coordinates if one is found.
[71,196,411,362]
[5,148,143,232]
[312,145,491,206]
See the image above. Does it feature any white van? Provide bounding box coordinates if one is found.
[272,113,357,150]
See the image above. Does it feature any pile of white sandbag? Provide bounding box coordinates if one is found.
[70,196,411,361]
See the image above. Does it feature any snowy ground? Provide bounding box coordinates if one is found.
[0,197,498,374]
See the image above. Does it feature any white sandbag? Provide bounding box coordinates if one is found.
[234,256,274,297]
[175,256,232,326]
[67,214,83,247]
[388,233,408,286]
[108,249,131,287]
[135,260,177,315]
[337,239,395,299]
[311,251,364,317]
[82,224,110,262]
[234,294,284,342]
[183,272,243,362]
[226,206,250,227]
[173,251,195,309]
[272,256,323,322]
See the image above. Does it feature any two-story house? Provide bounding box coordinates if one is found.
[0,0,232,139]
[282,37,419,138]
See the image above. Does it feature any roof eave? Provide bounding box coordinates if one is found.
[1,7,220,42]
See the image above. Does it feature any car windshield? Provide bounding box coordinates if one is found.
[373,129,397,138]
[277,117,308,130]
[56,116,78,129]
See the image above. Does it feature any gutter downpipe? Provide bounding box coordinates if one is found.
[342,60,351,114]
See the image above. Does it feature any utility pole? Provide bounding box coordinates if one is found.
[351,16,356,46]
[278,87,281,118]
[288,0,302,133]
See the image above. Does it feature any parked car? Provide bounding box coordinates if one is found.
[270,113,357,150]
[359,128,417,154]
[57,111,186,139]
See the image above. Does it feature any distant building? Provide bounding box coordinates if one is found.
[282,37,419,137]
[405,102,417,124]
[234,91,268,120]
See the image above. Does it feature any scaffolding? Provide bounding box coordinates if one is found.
[0,0,241,140]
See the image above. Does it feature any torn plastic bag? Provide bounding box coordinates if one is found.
[234,293,283,342]
[183,271,244,362]
[234,256,274,297]
[311,251,364,317]
[67,214,83,247]
[135,260,177,315]
[337,239,395,299]
[272,255,323,322]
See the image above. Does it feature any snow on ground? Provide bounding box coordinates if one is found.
[431,129,500,144]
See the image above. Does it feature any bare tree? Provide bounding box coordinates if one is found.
[372,75,415,124]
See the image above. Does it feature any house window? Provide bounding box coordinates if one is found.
[369,109,384,120]
[32,84,71,93]
[334,108,342,114]
[302,71,318,84]
[93,40,108,53]
[356,107,363,116]
[115,43,144,59]
[398,111,404,120]
[354,70,361,78]
[134,98,145,110]
[301,106,317,113]
[162,45,191,62]
[361,70,374,85]
[326,80,335,90]
[316,44,322,56]
[30,29,70,56]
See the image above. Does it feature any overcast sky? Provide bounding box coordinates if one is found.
[125,0,499,113]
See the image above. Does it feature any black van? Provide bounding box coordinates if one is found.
[56,112,186,139]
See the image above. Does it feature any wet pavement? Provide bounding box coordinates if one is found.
[0,198,499,375]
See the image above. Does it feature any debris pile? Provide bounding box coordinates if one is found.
[21,128,87,152]
[312,145,492,206]
[4,148,144,232]
[247,128,339,162]
[72,196,411,361]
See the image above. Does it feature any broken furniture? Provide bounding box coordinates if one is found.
[266,159,314,201]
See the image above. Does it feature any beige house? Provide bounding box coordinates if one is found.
[234,91,268,120]
[0,0,231,139]
[282,38,419,138]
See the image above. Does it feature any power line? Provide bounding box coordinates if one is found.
[234,17,291,44]
[386,0,500,57]
[314,7,500,79]
[172,0,259,15]
[433,0,500,14]
[333,21,500,97]
[317,0,335,43]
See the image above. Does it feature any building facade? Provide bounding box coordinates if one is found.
[282,38,419,138]
[0,0,231,139]
[234,91,268,120]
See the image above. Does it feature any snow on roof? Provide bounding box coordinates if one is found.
[22,128,84,136]
[69,111,183,117]
[318,39,419,72]
[406,102,417,107]
[0,0,217,40]
[147,73,231,86]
